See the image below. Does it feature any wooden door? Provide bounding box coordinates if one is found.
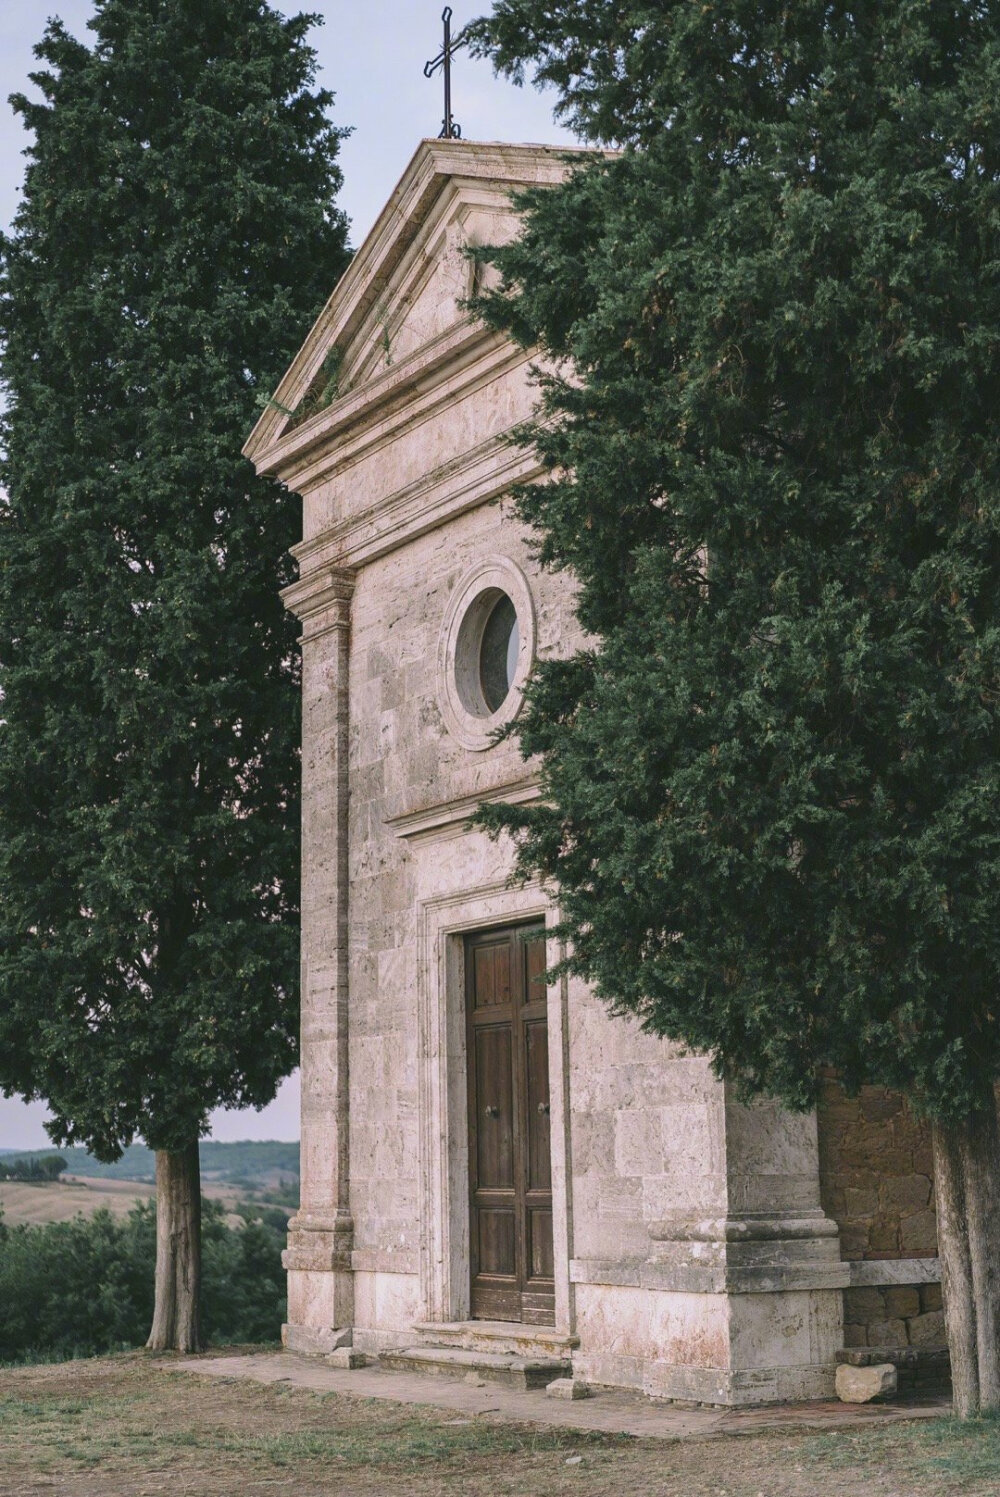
[466,922,554,1325]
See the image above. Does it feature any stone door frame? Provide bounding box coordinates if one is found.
[416,879,573,1334]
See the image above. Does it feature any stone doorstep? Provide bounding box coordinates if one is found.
[410,1319,578,1361]
[379,1344,572,1390]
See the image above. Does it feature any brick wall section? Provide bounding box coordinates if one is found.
[816,1074,937,1260]
[843,1284,945,1351]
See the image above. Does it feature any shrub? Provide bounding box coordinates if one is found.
[0,1199,286,1363]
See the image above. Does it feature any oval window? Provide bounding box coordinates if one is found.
[479,594,520,713]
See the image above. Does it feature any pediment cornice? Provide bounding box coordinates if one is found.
[243,138,587,492]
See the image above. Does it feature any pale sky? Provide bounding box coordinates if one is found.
[0,2,575,1149]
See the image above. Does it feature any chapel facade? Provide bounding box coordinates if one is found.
[245,139,945,1404]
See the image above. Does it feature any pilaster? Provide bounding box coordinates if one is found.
[571,1082,846,1405]
[281,566,356,1353]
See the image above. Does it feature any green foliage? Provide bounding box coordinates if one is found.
[0,1156,66,1182]
[0,1198,286,1363]
[472,3,1000,1122]
[0,0,351,1157]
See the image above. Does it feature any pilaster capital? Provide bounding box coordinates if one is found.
[282,566,356,635]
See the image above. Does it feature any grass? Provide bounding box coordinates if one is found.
[805,1413,1000,1485]
[1,1353,998,1496]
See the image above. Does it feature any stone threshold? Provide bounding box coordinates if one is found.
[157,1352,952,1443]
[381,1344,570,1390]
[410,1319,578,1359]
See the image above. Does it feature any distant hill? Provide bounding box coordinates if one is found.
[0,1140,298,1188]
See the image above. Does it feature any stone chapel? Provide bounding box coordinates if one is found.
[244,139,946,1404]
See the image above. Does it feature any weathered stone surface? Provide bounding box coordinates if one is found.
[326,1347,368,1369]
[868,1318,907,1348]
[920,1283,943,1313]
[908,1311,946,1347]
[836,1363,898,1403]
[817,1076,937,1263]
[246,138,861,1410]
[883,1287,921,1320]
[546,1378,591,1401]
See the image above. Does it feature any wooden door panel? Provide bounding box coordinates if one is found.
[474,940,512,1009]
[525,932,547,1006]
[474,1027,513,1189]
[524,1020,551,1192]
[528,1208,555,1279]
[478,1208,517,1276]
[467,922,554,1326]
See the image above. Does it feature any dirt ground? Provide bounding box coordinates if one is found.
[0,1354,998,1497]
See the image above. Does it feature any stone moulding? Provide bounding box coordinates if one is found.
[415,879,572,1329]
[281,567,356,639]
[243,139,584,475]
[289,433,542,574]
[640,1212,849,1294]
[282,1216,354,1275]
[848,1257,942,1287]
[437,554,537,752]
[384,774,542,844]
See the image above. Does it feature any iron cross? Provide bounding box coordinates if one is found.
[424,7,470,140]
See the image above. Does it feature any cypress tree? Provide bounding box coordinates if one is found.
[471,1,1000,1413]
[0,0,350,1351]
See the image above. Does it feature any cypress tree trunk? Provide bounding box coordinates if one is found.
[146,1144,202,1353]
[932,1098,1000,1418]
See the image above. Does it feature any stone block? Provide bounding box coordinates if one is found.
[283,1324,353,1356]
[845,1287,885,1317]
[838,1224,871,1260]
[868,1217,900,1253]
[920,1283,943,1313]
[907,1310,946,1348]
[899,1208,938,1256]
[883,1287,921,1320]
[880,1176,931,1215]
[545,1378,590,1401]
[860,1092,902,1124]
[868,1318,907,1348]
[326,1348,368,1369]
[836,1362,897,1403]
[843,1323,868,1348]
[843,1187,879,1217]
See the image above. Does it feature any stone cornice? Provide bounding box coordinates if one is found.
[244,138,588,474]
[254,320,517,493]
[281,567,356,636]
[385,773,542,844]
[292,433,544,574]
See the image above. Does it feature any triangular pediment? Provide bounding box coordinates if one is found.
[244,139,581,479]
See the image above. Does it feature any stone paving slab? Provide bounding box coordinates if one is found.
[157,1351,951,1443]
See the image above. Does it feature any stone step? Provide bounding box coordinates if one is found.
[410,1319,578,1361]
[379,1344,571,1390]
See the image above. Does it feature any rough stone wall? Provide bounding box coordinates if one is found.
[816,1074,936,1261]
[345,496,585,1325]
[842,1284,944,1351]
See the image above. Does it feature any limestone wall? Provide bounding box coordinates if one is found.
[816,1074,936,1261]
[345,496,584,1336]
[817,1074,943,1358]
[842,1283,944,1352]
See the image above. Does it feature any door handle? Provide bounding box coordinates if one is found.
[484,1105,500,1119]
[538,1103,550,1116]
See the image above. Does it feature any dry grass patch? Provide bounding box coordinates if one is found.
[0,1354,997,1496]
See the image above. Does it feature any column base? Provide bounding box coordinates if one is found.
[570,1213,846,1406]
[283,1211,355,1345]
[282,1322,354,1356]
